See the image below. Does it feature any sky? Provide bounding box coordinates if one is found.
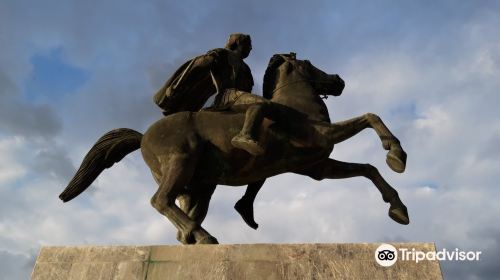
[1,0,500,279]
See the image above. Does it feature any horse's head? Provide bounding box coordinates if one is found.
[263,53,345,100]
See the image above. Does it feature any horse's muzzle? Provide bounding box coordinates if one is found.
[330,74,345,96]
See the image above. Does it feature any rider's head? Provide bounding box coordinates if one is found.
[225,33,252,59]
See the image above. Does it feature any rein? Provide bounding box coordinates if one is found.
[272,79,330,100]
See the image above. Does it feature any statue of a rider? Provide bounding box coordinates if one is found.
[154,33,277,229]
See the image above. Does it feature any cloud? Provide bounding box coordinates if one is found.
[0,137,27,185]
[30,145,75,182]
[0,101,61,139]
[0,72,62,139]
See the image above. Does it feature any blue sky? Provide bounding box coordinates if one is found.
[24,47,89,106]
[1,0,500,279]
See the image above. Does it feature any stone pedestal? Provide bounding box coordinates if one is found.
[31,243,443,279]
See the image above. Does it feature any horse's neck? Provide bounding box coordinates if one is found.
[271,83,330,122]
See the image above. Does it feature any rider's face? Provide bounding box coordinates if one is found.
[239,39,252,59]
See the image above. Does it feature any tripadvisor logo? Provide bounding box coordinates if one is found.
[375,243,398,267]
[374,243,482,267]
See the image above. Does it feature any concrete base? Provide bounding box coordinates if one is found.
[32,243,443,279]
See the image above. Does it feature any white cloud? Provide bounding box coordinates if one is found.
[0,137,27,185]
[414,106,453,134]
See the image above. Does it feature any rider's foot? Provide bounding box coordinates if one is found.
[386,146,407,173]
[231,134,265,156]
[388,196,410,225]
[234,198,259,230]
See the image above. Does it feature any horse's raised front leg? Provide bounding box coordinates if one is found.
[150,154,218,244]
[318,113,407,173]
[296,158,409,225]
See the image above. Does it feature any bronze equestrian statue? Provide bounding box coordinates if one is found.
[59,51,409,245]
[154,33,288,229]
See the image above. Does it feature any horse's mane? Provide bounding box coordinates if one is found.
[262,54,288,99]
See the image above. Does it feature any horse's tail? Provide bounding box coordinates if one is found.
[59,128,143,202]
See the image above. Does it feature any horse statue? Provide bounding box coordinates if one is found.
[59,53,409,244]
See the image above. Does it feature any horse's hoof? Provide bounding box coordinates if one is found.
[177,230,195,244]
[196,235,219,244]
[389,201,410,225]
[231,134,265,156]
[386,146,407,173]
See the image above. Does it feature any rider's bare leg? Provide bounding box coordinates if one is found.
[229,92,271,156]
[231,95,297,156]
[231,103,271,155]
[234,180,265,229]
[315,113,407,173]
[296,158,409,225]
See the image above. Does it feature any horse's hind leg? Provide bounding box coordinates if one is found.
[175,194,195,244]
[297,158,409,225]
[320,113,406,173]
[177,183,216,244]
[150,154,218,244]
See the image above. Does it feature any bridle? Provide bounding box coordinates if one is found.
[271,54,329,100]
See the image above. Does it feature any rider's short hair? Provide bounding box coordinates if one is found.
[225,33,251,50]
